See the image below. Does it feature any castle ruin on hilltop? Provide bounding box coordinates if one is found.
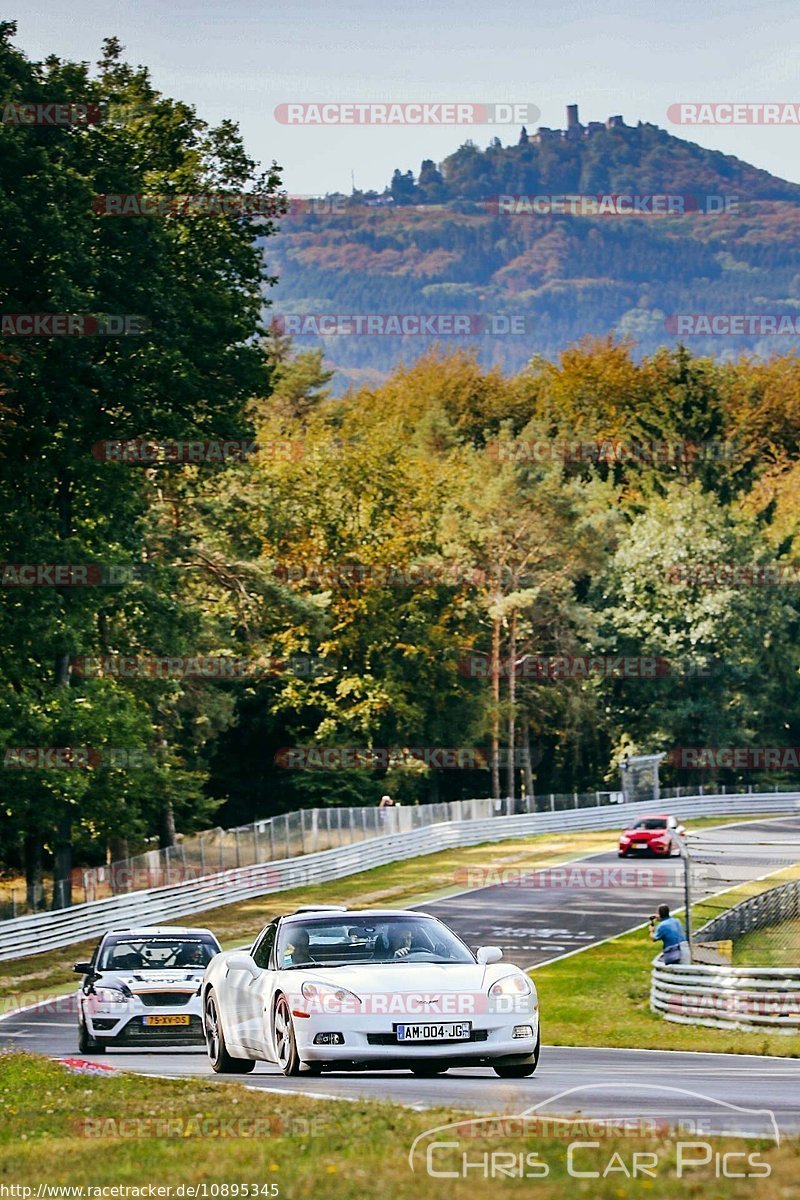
[527,103,627,144]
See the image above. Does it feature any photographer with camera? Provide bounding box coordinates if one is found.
[649,903,690,964]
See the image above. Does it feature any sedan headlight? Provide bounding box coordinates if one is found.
[300,981,361,1014]
[92,986,128,1006]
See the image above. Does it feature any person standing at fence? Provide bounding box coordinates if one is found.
[378,794,394,808]
[649,903,691,964]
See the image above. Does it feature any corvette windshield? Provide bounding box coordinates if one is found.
[98,936,219,971]
[276,916,474,968]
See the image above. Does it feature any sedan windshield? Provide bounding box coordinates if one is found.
[98,935,220,971]
[632,819,667,830]
[276,916,474,968]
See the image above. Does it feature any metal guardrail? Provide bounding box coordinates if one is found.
[696,879,800,944]
[4,781,795,918]
[0,792,797,963]
[651,960,800,1033]
[652,879,800,1032]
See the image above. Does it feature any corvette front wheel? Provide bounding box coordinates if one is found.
[493,1030,540,1078]
[274,994,301,1076]
[205,990,255,1074]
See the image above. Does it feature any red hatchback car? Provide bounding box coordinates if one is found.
[618,814,686,857]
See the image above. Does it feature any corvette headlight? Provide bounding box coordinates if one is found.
[489,974,532,998]
[93,986,128,1006]
[300,981,361,1014]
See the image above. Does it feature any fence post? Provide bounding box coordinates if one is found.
[234,827,241,869]
[299,809,307,856]
[285,813,291,859]
[550,794,554,812]
[253,822,260,865]
[269,819,276,862]
[573,792,578,809]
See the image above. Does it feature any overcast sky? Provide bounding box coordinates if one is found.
[14,0,800,195]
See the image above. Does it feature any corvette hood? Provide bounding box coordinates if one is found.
[283,962,515,994]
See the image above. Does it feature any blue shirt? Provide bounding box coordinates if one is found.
[655,916,686,947]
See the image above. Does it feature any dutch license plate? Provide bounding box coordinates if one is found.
[633,843,647,850]
[143,1014,191,1026]
[395,1022,471,1042]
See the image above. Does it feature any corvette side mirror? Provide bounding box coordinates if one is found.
[227,953,260,978]
[476,946,503,965]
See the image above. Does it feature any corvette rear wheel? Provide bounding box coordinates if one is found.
[205,990,255,1074]
[274,994,301,1076]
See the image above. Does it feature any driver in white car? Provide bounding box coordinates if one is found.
[289,927,313,965]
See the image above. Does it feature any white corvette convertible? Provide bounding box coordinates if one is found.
[201,906,539,1077]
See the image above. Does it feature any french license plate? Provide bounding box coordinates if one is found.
[395,1022,471,1042]
[143,1014,191,1026]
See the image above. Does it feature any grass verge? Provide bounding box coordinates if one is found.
[0,1052,797,1197]
[733,917,800,967]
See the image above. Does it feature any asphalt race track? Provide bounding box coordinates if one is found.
[2,814,800,1133]
[419,814,800,967]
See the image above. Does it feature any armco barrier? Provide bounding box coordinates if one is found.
[696,878,800,944]
[651,877,800,1032]
[1,792,798,962]
[651,960,800,1033]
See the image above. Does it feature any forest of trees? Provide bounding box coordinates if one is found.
[2,26,800,906]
